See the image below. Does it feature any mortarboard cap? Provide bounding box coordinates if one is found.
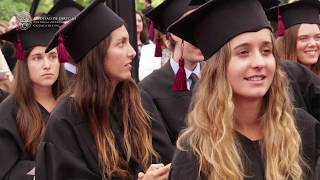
[145,0,199,91]
[145,0,198,33]
[48,0,84,18]
[145,0,199,58]
[141,5,154,16]
[266,0,320,30]
[189,0,208,6]
[258,0,280,10]
[46,0,124,63]
[190,0,280,10]
[0,25,58,51]
[168,0,271,60]
[0,22,58,61]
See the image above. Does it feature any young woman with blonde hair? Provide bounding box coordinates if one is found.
[36,0,170,179]
[168,0,319,179]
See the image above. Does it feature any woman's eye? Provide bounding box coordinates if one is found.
[262,48,272,55]
[119,40,126,47]
[49,54,58,60]
[32,55,43,61]
[299,36,308,41]
[238,50,248,56]
[314,35,320,41]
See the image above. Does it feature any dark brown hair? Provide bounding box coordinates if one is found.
[14,47,67,158]
[70,36,156,179]
[136,12,150,45]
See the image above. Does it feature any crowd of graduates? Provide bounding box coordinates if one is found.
[0,0,319,179]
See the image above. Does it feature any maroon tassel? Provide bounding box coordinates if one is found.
[172,57,187,92]
[154,35,162,57]
[57,34,70,63]
[148,21,154,40]
[16,27,25,61]
[277,8,285,36]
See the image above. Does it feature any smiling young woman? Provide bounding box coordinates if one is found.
[268,1,320,75]
[167,0,319,179]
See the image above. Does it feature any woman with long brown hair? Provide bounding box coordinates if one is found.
[0,21,67,179]
[136,11,150,51]
[36,0,170,179]
[167,0,319,179]
[267,1,320,75]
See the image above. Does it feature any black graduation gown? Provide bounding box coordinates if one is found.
[169,108,320,180]
[36,96,143,180]
[281,60,320,121]
[0,95,49,180]
[139,61,192,164]
[1,42,17,71]
[0,88,9,102]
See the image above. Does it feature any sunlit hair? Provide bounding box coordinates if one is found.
[276,24,320,75]
[70,36,157,179]
[14,47,67,158]
[177,32,307,179]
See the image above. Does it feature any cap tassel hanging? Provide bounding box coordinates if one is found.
[16,27,26,61]
[148,20,155,41]
[277,8,285,36]
[154,30,162,57]
[172,42,187,91]
[57,34,70,63]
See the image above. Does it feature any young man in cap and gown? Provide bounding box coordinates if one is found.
[140,0,204,164]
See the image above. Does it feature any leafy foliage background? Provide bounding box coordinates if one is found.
[0,0,288,21]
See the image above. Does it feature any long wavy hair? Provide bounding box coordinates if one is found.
[276,24,320,75]
[14,47,67,158]
[177,33,307,179]
[71,36,157,179]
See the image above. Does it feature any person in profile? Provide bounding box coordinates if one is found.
[140,0,204,164]
[36,0,170,179]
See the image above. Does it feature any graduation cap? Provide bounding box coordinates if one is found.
[145,0,198,58]
[190,0,280,9]
[145,0,199,91]
[189,0,208,6]
[145,0,197,33]
[141,5,153,16]
[45,0,124,63]
[48,0,84,18]
[168,0,271,60]
[0,23,59,61]
[266,0,320,36]
[259,0,280,10]
[142,6,155,41]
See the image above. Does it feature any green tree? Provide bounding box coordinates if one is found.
[75,0,92,6]
[0,0,29,21]
[135,0,164,12]
[0,0,165,21]
[0,0,93,21]
[36,0,54,15]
